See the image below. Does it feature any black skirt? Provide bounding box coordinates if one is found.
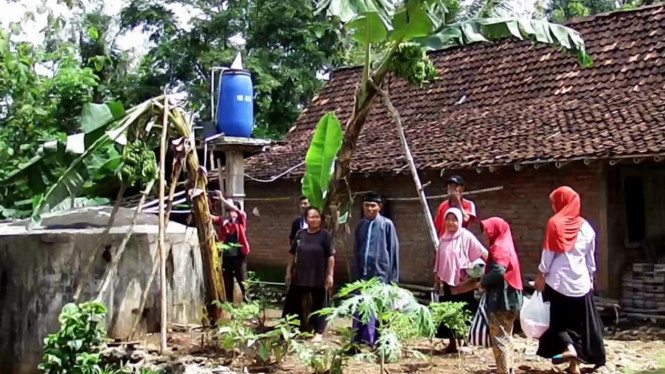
[282,285,329,334]
[435,283,478,339]
[536,285,606,366]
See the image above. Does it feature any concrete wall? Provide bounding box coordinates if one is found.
[243,163,608,292]
[0,208,205,374]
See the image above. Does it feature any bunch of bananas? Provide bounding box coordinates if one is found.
[119,140,158,186]
[388,42,439,87]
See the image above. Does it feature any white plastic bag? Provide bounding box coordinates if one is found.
[520,291,550,339]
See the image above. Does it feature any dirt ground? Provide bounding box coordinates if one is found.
[142,310,665,374]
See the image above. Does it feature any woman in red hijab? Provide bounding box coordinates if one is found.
[535,187,606,374]
[479,217,523,374]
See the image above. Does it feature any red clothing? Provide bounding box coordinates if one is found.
[481,217,523,291]
[544,186,584,253]
[434,198,477,236]
[212,210,251,255]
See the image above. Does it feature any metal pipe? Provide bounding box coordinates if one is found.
[209,67,229,123]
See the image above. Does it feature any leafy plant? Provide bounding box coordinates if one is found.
[213,301,300,367]
[216,242,244,253]
[293,327,358,374]
[317,279,435,372]
[429,301,470,339]
[310,0,592,234]
[302,112,344,211]
[244,272,273,327]
[39,301,109,374]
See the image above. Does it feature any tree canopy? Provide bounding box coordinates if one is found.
[119,0,348,138]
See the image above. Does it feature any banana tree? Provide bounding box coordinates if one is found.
[2,97,225,322]
[308,0,592,232]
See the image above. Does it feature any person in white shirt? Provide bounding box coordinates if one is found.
[534,186,606,374]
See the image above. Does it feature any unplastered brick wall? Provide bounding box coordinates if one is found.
[244,163,604,288]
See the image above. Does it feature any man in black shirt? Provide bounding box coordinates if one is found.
[289,196,310,247]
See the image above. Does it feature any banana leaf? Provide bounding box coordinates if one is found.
[301,112,343,211]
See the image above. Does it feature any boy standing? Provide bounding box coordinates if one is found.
[434,175,477,236]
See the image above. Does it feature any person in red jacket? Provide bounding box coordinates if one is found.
[211,191,250,303]
[434,175,477,236]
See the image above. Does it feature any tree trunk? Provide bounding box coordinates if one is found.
[322,68,390,229]
[155,102,225,324]
[188,150,225,322]
[373,82,439,251]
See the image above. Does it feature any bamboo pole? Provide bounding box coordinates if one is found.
[73,182,127,302]
[95,179,155,301]
[373,82,438,251]
[128,163,183,340]
[158,94,169,353]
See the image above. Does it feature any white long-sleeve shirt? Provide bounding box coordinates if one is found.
[538,220,596,297]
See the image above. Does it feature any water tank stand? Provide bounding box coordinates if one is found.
[202,136,273,210]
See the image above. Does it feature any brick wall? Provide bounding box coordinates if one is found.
[244,163,607,290]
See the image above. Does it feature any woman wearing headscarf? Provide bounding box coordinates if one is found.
[535,186,606,374]
[434,207,488,353]
[479,218,523,374]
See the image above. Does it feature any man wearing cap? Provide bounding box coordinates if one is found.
[434,175,477,236]
[350,191,400,347]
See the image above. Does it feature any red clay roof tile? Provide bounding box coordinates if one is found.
[246,5,665,178]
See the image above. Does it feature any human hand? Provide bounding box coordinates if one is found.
[285,271,292,286]
[325,275,334,291]
[535,273,546,292]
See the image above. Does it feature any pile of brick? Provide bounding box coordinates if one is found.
[621,263,665,313]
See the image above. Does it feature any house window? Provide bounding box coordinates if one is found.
[624,176,646,243]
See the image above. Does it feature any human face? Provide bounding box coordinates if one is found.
[300,198,309,214]
[447,183,463,195]
[306,209,322,230]
[445,213,460,233]
[363,201,381,220]
[228,209,238,221]
[481,228,489,246]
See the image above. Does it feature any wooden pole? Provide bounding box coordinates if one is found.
[158,94,169,353]
[129,163,183,340]
[373,82,438,251]
[95,179,155,301]
[73,182,127,302]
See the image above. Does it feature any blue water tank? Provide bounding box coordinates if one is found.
[217,69,254,137]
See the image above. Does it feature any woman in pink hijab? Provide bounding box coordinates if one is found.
[434,207,488,353]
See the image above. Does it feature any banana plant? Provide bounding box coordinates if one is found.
[4,94,225,321]
[311,0,591,226]
[302,112,344,211]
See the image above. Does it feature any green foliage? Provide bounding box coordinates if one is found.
[302,112,344,211]
[120,0,347,138]
[39,302,109,374]
[317,279,435,364]
[0,3,138,218]
[213,301,300,365]
[429,301,471,338]
[292,335,352,374]
[388,42,438,87]
[550,0,615,21]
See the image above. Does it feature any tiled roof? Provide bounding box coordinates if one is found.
[246,5,665,178]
